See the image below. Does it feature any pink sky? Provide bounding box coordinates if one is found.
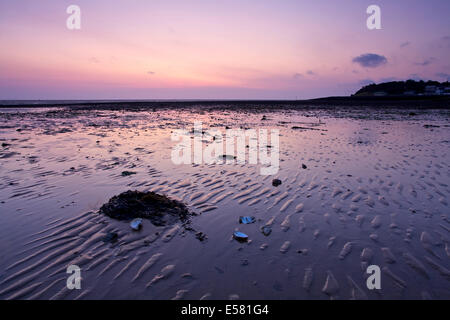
[0,0,449,99]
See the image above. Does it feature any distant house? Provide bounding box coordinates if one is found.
[425,85,437,95]
[443,87,450,95]
[404,91,416,96]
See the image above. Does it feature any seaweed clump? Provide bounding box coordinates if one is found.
[99,190,193,226]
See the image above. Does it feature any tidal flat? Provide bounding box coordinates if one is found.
[0,105,449,300]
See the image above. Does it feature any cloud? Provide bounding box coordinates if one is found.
[293,73,303,79]
[436,73,450,81]
[438,36,450,49]
[147,71,155,75]
[352,53,387,68]
[306,70,316,76]
[414,58,435,66]
[400,41,411,48]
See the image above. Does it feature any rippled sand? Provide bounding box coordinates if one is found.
[0,106,449,300]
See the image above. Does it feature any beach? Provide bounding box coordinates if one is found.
[0,105,449,300]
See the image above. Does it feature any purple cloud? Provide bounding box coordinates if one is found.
[400,41,411,48]
[414,58,435,66]
[352,53,387,68]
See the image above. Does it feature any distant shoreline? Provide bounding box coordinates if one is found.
[0,95,449,109]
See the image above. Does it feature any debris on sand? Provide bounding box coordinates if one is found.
[239,216,256,224]
[233,231,249,242]
[302,164,307,169]
[99,190,193,226]
[272,179,282,187]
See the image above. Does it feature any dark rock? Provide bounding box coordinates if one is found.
[272,179,282,187]
[302,164,307,169]
[99,190,192,226]
[261,226,272,236]
[121,171,137,176]
[195,232,207,242]
[103,232,118,243]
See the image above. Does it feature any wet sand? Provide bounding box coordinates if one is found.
[0,105,449,300]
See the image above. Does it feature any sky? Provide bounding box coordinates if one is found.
[0,0,449,100]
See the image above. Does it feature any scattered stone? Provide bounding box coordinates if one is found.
[313,229,320,239]
[233,231,248,242]
[121,171,136,176]
[322,271,339,296]
[272,179,282,187]
[371,215,382,228]
[130,218,143,231]
[280,241,290,253]
[302,164,307,169]
[102,232,118,243]
[261,225,272,236]
[303,267,313,292]
[339,242,353,260]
